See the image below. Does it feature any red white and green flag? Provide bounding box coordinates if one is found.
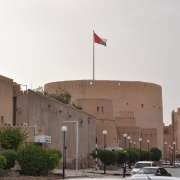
[93,31,107,80]
[94,32,107,46]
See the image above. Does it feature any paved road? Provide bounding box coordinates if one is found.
[166,167,180,178]
[55,166,180,179]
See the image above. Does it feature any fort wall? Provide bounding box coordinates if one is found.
[0,75,13,124]
[116,126,157,151]
[15,90,96,163]
[75,98,117,147]
[45,80,163,151]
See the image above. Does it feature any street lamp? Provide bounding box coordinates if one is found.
[123,133,127,150]
[173,142,176,167]
[127,136,131,169]
[171,146,173,166]
[139,138,142,160]
[130,140,132,168]
[63,121,79,175]
[134,142,136,148]
[123,133,127,173]
[62,126,67,179]
[147,140,150,151]
[103,130,107,174]
[176,151,178,163]
[164,142,167,164]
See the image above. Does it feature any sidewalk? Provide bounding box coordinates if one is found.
[53,168,131,178]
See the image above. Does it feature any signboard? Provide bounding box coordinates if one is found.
[118,140,122,144]
[34,135,51,144]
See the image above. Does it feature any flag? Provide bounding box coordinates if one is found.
[94,32,107,46]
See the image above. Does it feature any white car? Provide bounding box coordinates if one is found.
[127,177,180,180]
[131,161,156,176]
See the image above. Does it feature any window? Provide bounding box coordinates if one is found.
[141,104,144,108]
[97,107,99,112]
[1,116,3,123]
[101,107,104,113]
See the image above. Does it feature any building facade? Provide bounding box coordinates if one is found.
[44,80,164,151]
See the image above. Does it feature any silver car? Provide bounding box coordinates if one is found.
[131,161,156,176]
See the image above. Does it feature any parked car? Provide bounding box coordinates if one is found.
[132,167,171,177]
[127,177,180,180]
[131,161,156,176]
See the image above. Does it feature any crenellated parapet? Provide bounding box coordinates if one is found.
[140,128,157,135]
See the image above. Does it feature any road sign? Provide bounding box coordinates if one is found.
[118,140,122,144]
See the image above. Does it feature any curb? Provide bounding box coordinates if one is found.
[86,172,131,176]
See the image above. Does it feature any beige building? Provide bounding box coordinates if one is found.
[0,75,97,168]
[45,80,164,151]
[0,75,13,124]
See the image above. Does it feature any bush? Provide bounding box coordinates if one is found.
[50,149,62,159]
[90,149,102,159]
[150,147,162,161]
[17,143,60,176]
[117,150,129,164]
[0,155,7,170]
[130,148,151,161]
[126,148,140,163]
[0,126,28,150]
[98,150,119,165]
[0,150,17,169]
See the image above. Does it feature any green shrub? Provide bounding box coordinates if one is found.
[90,149,102,159]
[49,149,62,159]
[130,148,150,161]
[126,148,140,163]
[17,143,60,176]
[117,150,129,164]
[150,147,162,161]
[0,126,28,150]
[0,150,17,169]
[98,150,119,165]
[0,155,7,170]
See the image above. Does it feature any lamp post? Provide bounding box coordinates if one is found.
[64,146,67,169]
[147,140,150,151]
[134,142,136,148]
[62,126,67,179]
[173,142,176,167]
[127,136,131,169]
[123,133,127,174]
[130,140,132,168]
[103,130,107,174]
[171,146,173,166]
[168,145,171,163]
[123,133,127,150]
[164,142,167,164]
[63,121,78,175]
[139,138,142,160]
[176,151,178,163]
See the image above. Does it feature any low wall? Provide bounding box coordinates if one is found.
[99,165,118,170]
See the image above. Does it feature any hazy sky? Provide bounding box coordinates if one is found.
[0,0,180,125]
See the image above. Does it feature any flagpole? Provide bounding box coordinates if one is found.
[93,30,95,80]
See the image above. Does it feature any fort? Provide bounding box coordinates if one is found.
[45,80,163,151]
[1,74,179,166]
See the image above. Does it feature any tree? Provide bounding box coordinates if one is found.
[98,150,119,165]
[117,150,129,164]
[33,87,71,104]
[0,126,28,150]
[150,147,162,161]
[50,89,71,104]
